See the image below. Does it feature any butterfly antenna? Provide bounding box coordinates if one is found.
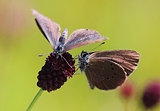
[61,55,73,68]
[90,42,105,52]
[38,52,51,57]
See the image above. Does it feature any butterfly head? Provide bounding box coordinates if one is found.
[78,51,90,72]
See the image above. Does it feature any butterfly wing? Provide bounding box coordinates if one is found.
[32,10,61,49]
[84,57,127,90]
[63,29,107,51]
[90,50,140,76]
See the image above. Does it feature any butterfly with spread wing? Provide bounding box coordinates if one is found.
[32,10,107,58]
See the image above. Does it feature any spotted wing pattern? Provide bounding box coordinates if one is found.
[84,58,127,90]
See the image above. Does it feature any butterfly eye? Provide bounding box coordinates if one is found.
[81,51,88,58]
[82,53,87,57]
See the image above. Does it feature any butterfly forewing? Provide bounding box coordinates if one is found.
[63,29,107,51]
[85,58,127,90]
[32,10,61,49]
[90,50,140,76]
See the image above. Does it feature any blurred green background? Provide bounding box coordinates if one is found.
[0,0,160,111]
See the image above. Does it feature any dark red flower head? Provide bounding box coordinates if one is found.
[142,80,160,109]
[120,81,136,99]
[37,52,75,92]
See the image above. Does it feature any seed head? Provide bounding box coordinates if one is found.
[142,80,160,109]
[37,52,75,92]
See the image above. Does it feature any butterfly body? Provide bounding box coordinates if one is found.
[54,28,68,56]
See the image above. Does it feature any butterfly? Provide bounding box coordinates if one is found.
[78,50,140,90]
[32,10,107,58]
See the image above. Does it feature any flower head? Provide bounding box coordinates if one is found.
[37,52,75,92]
[120,81,136,99]
[142,80,160,109]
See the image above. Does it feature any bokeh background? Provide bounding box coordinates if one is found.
[0,0,160,111]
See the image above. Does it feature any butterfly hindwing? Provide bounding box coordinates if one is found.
[84,57,127,90]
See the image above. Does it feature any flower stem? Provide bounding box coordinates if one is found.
[26,88,43,111]
[124,100,129,111]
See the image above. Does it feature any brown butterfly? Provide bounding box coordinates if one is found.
[78,50,140,90]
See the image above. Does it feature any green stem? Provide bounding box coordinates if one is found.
[124,100,129,111]
[26,88,43,111]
